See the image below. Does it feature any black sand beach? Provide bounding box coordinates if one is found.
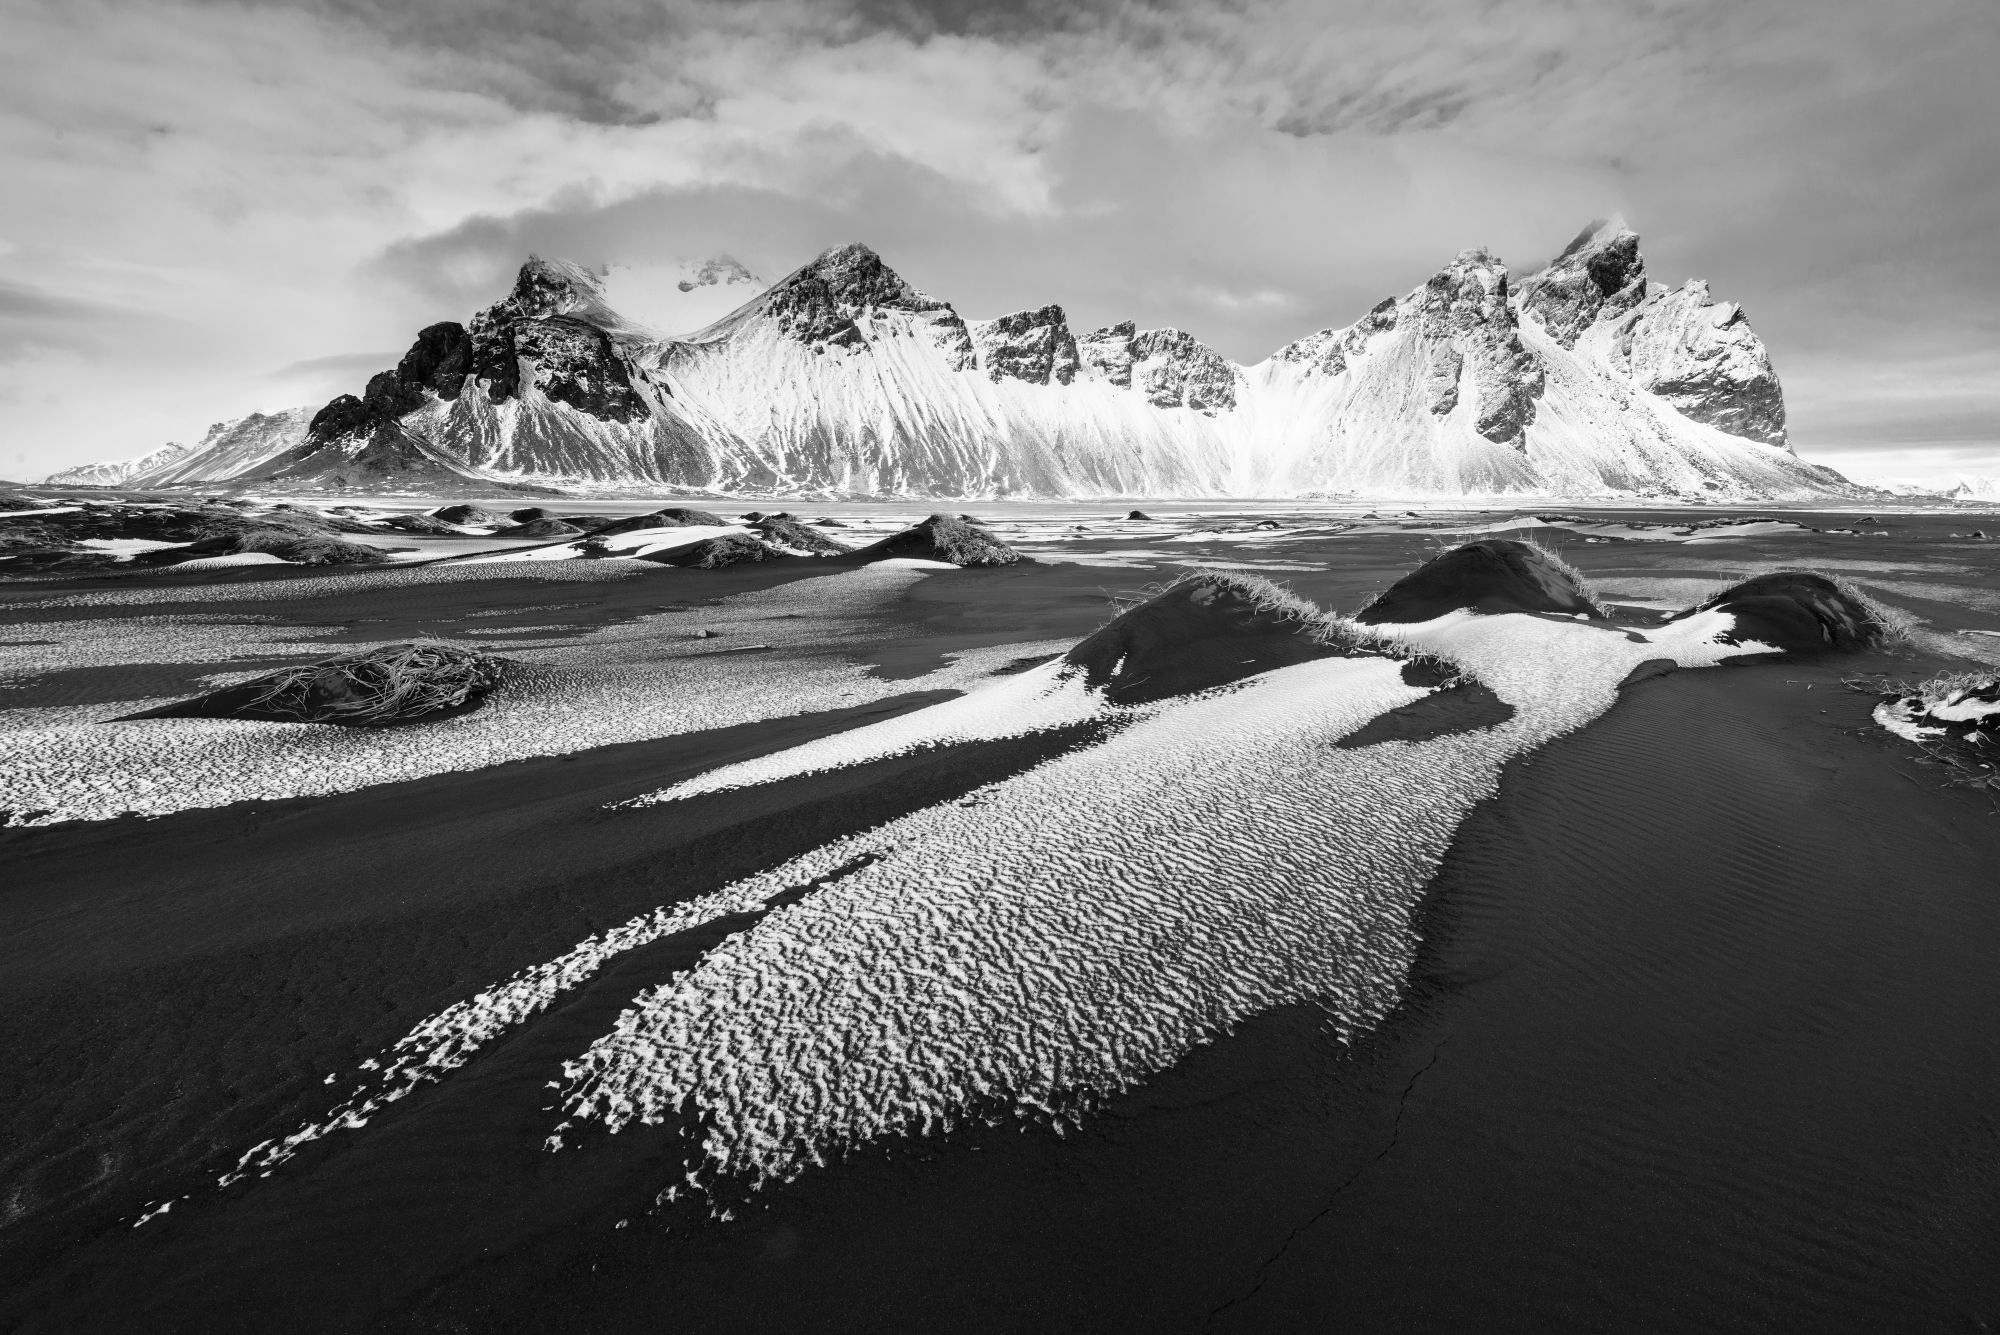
[4,501,1999,1332]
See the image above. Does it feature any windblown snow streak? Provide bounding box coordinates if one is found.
[206,604,1784,1212]
[619,656,1106,805]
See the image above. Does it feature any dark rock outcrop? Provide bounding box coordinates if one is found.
[1412,249,1543,446]
[461,258,651,423]
[763,243,974,370]
[1271,298,1399,378]
[1517,221,1649,349]
[507,318,649,423]
[1077,321,1136,388]
[1613,283,1788,448]
[304,323,474,447]
[972,306,1080,385]
[1357,539,1596,624]
[1077,324,1237,412]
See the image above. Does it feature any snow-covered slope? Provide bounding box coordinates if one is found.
[42,440,199,487]
[70,223,1856,499]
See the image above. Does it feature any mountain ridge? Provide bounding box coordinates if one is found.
[47,225,1852,499]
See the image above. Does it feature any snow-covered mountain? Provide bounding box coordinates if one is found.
[52,222,1856,499]
[42,440,198,487]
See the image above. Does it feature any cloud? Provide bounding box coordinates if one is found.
[2,0,1995,474]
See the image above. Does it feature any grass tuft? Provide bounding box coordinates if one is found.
[236,640,505,724]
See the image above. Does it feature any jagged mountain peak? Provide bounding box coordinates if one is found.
[82,221,1838,499]
[1518,219,1648,348]
[1549,216,1636,265]
[735,241,973,367]
[781,242,938,311]
[493,256,614,322]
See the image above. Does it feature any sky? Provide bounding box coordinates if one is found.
[1,0,1995,484]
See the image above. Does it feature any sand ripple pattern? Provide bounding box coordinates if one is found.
[0,567,1024,825]
[207,609,1776,1207]
[557,610,1774,1190]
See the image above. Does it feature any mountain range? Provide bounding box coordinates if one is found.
[47,222,1856,500]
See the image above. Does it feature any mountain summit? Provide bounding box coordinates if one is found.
[51,227,1846,498]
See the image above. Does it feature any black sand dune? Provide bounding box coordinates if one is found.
[133,529,392,567]
[6,506,2000,1332]
[848,513,1024,567]
[647,534,787,568]
[432,504,504,526]
[377,512,464,535]
[750,515,849,555]
[495,517,585,539]
[592,507,729,535]
[1667,569,1891,653]
[1061,571,1358,705]
[1357,538,1596,624]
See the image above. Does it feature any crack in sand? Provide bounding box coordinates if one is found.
[1204,1037,1450,1331]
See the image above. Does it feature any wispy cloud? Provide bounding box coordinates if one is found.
[1,0,1994,472]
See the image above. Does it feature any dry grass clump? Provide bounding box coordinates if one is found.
[1516,533,1604,614]
[1843,668,1998,799]
[919,513,1021,566]
[1115,569,1467,675]
[658,534,786,569]
[1766,567,1917,648]
[232,641,505,725]
[753,515,850,556]
[848,513,1023,566]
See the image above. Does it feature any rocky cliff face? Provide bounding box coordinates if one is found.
[1077,321,1137,388]
[758,243,975,370]
[76,226,1836,499]
[1613,280,1788,447]
[1517,220,1649,349]
[1516,221,1789,449]
[463,260,650,422]
[971,306,1080,385]
[1073,323,1238,412]
[1273,299,1400,379]
[1411,248,1543,446]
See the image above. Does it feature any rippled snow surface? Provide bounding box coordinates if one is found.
[212,607,1775,1207]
